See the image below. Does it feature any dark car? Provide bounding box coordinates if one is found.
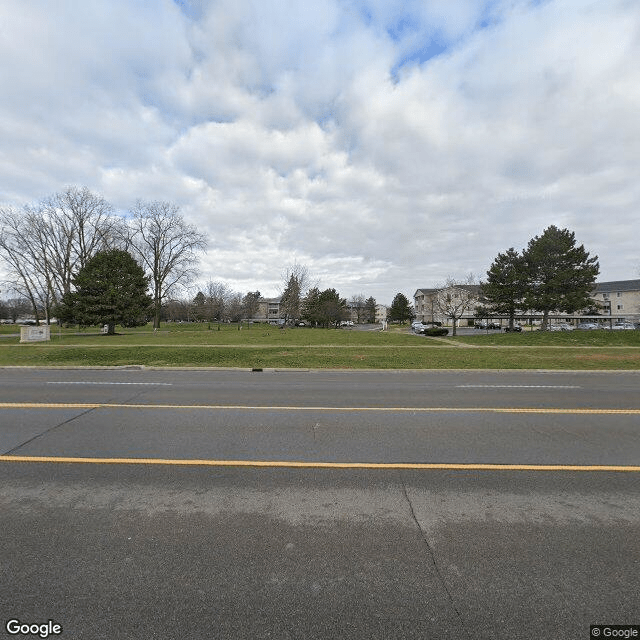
[475,321,501,330]
[504,324,522,332]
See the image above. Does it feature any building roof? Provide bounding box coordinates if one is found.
[415,284,481,296]
[416,280,640,297]
[593,280,640,293]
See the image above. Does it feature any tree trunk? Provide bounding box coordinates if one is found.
[153,296,161,329]
[541,310,549,330]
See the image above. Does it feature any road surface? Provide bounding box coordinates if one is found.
[1,368,639,639]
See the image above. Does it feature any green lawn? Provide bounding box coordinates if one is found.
[1,323,639,369]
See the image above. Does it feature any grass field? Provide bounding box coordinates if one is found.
[1,322,640,369]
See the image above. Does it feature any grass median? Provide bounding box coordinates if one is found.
[1,323,640,369]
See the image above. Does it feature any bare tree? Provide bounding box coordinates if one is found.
[0,187,121,323]
[204,281,232,322]
[280,263,312,325]
[0,207,53,323]
[38,186,122,300]
[349,294,366,323]
[434,275,478,336]
[226,292,244,323]
[128,201,208,328]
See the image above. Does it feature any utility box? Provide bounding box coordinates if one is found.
[20,325,51,343]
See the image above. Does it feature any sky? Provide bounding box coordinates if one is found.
[1,0,639,304]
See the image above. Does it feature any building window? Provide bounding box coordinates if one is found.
[617,305,623,310]
[617,292,622,297]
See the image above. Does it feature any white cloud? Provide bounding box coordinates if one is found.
[1,0,639,303]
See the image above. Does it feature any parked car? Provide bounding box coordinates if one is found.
[504,324,522,332]
[576,322,599,330]
[611,322,636,330]
[475,321,501,330]
[548,323,574,331]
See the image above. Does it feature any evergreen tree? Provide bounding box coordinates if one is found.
[317,288,348,328]
[242,291,261,322]
[481,248,527,330]
[301,287,321,325]
[523,226,599,330]
[388,293,415,324]
[57,249,152,334]
[280,274,301,325]
[193,291,206,322]
[364,296,377,323]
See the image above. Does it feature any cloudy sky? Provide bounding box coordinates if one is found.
[1,0,639,303]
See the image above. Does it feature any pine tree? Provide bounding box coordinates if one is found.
[481,248,527,330]
[57,249,152,334]
[364,296,377,323]
[523,226,599,330]
[388,293,415,324]
[280,274,301,325]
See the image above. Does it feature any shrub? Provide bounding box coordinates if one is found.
[425,327,449,336]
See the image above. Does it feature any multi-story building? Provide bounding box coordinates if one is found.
[414,279,640,326]
[413,285,481,325]
[591,280,640,323]
[375,303,387,324]
[252,297,283,324]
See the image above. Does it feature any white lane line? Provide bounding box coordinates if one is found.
[46,382,173,386]
[457,385,581,389]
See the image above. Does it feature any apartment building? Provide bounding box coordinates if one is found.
[414,279,640,325]
[591,280,640,323]
[252,297,283,324]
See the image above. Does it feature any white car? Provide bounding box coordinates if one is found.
[548,323,574,331]
[611,322,635,330]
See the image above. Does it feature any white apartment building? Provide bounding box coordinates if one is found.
[591,280,640,323]
[414,279,640,326]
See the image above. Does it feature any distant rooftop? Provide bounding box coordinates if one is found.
[415,280,640,296]
[593,280,640,293]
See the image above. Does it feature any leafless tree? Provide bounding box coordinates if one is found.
[280,263,313,325]
[127,201,208,328]
[434,274,478,336]
[226,292,244,323]
[0,187,121,323]
[0,207,54,323]
[204,280,232,322]
[38,186,123,300]
[349,294,366,323]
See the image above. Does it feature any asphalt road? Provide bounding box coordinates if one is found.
[1,368,639,639]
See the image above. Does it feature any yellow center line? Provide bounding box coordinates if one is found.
[1,402,639,414]
[0,455,638,472]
